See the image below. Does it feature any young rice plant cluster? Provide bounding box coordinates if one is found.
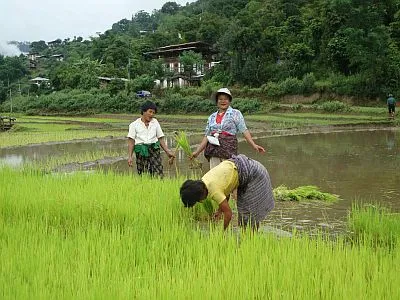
[0,167,399,298]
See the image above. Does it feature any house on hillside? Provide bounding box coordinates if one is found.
[28,52,39,61]
[28,52,50,68]
[98,76,129,88]
[51,54,64,61]
[143,41,218,88]
[48,39,62,48]
[30,77,50,87]
[28,52,39,68]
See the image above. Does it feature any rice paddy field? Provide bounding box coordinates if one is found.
[1,167,399,299]
[1,112,399,298]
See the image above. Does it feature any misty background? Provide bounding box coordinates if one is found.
[0,42,24,57]
[0,0,194,57]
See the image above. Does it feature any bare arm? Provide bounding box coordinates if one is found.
[159,137,175,158]
[218,199,233,230]
[158,137,175,158]
[128,138,135,167]
[191,136,209,158]
[243,130,265,153]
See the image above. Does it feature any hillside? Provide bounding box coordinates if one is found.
[1,0,400,107]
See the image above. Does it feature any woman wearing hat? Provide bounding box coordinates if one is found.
[191,88,265,169]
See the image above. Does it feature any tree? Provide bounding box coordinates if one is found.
[161,2,182,14]
[0,55,28,83]
[30,40,48,53]
[0,81,7,103]
[132,10,154,31]
[49,58,103,90]
[104,38,130,69]
[179,51,204,80]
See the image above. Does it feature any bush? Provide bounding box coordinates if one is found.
[319,101,350,113]
[279,77,303,95]
[232,98,261,113]
[161,94,215,113]
[265,82,284,98]
[302,73,316,94]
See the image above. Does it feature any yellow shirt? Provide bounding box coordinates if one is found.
[202,161,239,205]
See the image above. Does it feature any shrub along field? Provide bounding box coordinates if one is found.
[1,167,399,298]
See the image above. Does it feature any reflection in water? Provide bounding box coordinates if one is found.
[386,130,396,150]
[0,154,24,167]
[1,129,399,234]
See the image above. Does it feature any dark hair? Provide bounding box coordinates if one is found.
[141,101,157,114]
[180,180,206,208]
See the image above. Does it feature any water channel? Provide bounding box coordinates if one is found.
[1,128,399,234]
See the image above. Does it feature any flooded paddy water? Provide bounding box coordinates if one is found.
[1,127,399,235]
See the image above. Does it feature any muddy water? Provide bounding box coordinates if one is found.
[1,129,399,234]
[252,129,400,234]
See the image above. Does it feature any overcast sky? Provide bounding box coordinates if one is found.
[0,0,195,42]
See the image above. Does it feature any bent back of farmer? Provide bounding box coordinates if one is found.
[180,154,274,230]
[228,154,275,228]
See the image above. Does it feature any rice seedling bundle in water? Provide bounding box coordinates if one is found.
[174,131,202,169]
[273,185,339,202]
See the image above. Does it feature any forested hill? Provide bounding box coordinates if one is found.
[2,0,400,104]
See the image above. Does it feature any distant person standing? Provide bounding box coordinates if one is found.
[127,100,175,176]
[387,94,396,119]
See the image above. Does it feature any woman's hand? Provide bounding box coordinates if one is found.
[128,157,134,167]
[167,150,176,158]
[253,144,266,153]
[167,150,176,165]
[190,151,199,159]
[212,210,223,221]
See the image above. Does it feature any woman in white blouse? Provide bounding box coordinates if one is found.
[127,101,175,176]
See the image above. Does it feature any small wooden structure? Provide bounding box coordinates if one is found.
[0,116,16,131]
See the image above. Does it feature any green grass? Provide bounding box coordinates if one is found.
[0,115,127,148]
[1,167,399,299]
[0,129,124,148]
[348,203,400,248]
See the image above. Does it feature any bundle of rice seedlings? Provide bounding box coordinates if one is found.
[202,198,215,216]
[174,131,192,154]
[174,131,202,169]
[273,185,339,202]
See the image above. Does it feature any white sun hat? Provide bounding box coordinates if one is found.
[214,87,232,102]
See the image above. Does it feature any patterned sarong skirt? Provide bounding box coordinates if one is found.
[135,146,163,176]
[229,154,275,227]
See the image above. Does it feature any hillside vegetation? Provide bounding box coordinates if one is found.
[2,0,400,113]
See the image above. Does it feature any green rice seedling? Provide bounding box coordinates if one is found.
[174,131,202,170]
[348,203,400,249]
[1,167,400,299]
[174,131,192,154]
[30,149,125,172]
[202,198,215,215]
[0,129,123,148]
[187,197,217,221]
[273,185,339,202]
